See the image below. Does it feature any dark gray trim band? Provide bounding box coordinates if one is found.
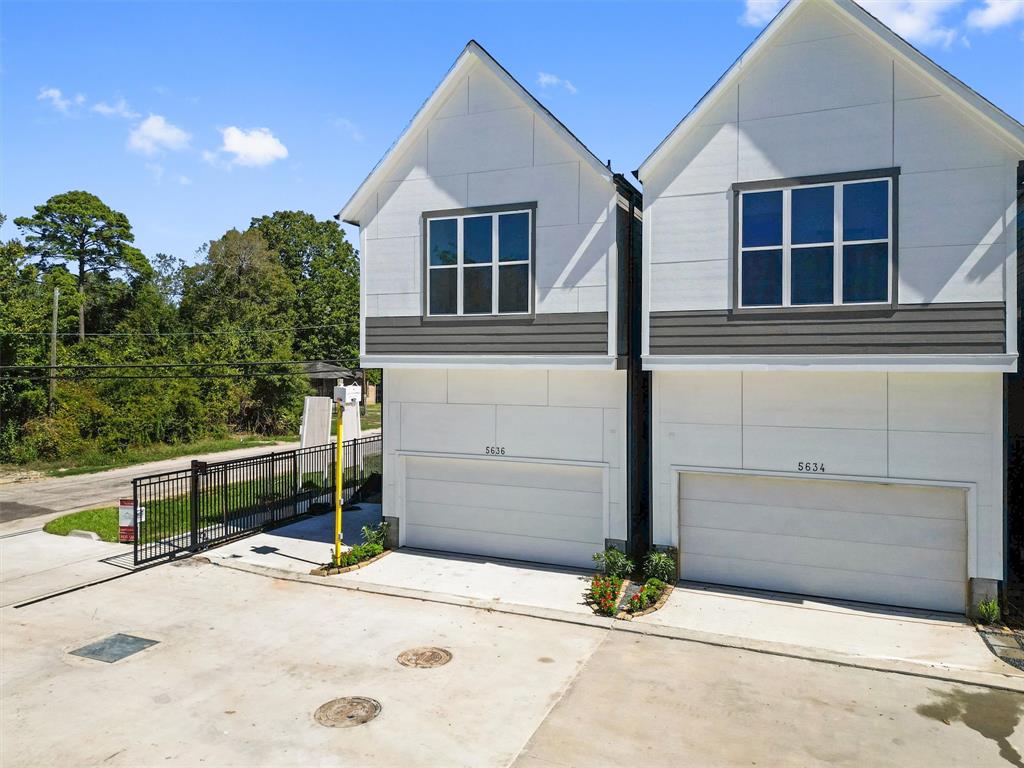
[650,303,1006,356]
[731,167,901,193]
[366,311,609,355]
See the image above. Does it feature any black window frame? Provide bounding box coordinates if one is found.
[731,168,900,315]
[421,202,537,320]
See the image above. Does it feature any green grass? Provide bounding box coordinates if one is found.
[12,435,281,478]
[362,403,382,430]
[42,454,384,545]
[43,506,120,542]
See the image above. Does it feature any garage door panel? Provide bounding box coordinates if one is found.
[407,478,602,519]
[404,456,604,569]
[679,472,967,613]
[407,501,604,543]
[683,500,966,551]
[406,524,599,569]
[682,553,965,614]
[682,527,965,582]
[405,456,602,494]
[681,473,964,520]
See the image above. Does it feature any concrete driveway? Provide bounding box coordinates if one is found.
[2,558,1021,767]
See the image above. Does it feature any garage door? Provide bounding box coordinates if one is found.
[679,473,967,613]
[404,456,604,568]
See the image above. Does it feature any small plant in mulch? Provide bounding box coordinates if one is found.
[592,547,634,578]
[330,542,384,569]
[628,578,667,614]
[589,574,624,616]
[642,550,677,583]
[976,598,1001,625]
[312,521,390,575]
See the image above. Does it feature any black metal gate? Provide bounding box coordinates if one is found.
[131,436,383,566]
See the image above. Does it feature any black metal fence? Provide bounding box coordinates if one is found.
[131,435,383,565]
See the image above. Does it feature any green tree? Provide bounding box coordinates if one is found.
[14,191,150,341]
[250,211,359,364]
[180,228,308,433]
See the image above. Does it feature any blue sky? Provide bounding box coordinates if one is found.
[2,1,1022,264]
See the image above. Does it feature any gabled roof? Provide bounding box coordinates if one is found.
[638,0,1024,181]
[338,40,613,225]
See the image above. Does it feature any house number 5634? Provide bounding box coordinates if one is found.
[797,461,826,473]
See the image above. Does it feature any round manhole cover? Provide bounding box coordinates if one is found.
[313,697,381,728]
[396,646,453,668]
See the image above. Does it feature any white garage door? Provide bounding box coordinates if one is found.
[679,473,967,613]
[404,456,604,569]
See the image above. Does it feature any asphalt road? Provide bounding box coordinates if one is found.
[3,559,1021,767]
[0,441,304,523]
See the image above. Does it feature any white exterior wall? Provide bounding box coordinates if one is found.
[383,367,628,543]
[358,60,617,337]
[651,371,1004,580]
[643,0,1019,327]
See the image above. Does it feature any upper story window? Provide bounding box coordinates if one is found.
[736,170,896,309]
[425,204,533,317]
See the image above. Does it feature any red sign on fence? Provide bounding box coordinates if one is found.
[118,498,144,543]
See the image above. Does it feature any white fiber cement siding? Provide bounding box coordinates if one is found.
[652,371,1003,582]
[359,60,617,328]
[643,0,1018,317]
[383,368,627,566]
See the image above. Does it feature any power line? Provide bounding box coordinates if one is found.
[2,360,360,372]
[2,371,345,382]
[3,322,354,338]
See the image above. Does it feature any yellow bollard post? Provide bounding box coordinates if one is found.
[334,400,345,566]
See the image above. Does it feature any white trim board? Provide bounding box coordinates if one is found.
[642,353,1018,373]
[667,465,979,578]
[362,354,622,370]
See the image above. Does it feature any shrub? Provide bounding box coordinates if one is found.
[361,520,390,548]
[976,598,1000,625]
[331,541,383,569]
[628,578,667,613]
[593,547,634,579]
[643,550,677,583]
[589,574,623,616]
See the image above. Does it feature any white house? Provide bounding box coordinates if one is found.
[637,0,1022,614]
[338,41,643,569]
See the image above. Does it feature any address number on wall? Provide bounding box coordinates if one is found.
[797,461,826,473]
[484,446,507,456]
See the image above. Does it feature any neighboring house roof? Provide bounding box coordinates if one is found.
[337,40,613,225]
[301,361,355,381]
[637,0,1024,182]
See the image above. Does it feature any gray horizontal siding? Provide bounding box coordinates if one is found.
[649,303,1006,355]
[366,312,609,355]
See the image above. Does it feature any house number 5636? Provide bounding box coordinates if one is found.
[484,446,506,456]
[797,461,826,473]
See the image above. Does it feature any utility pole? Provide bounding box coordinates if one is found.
[49,287,59,416]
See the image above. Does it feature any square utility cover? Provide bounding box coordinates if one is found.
[70,633,158,663]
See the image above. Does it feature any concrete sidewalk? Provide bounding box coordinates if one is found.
[204,515,1020,688]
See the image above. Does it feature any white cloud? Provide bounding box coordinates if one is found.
[93,98,140,120]
[860,1,963,47]
[128,114,191,155]
[332,117,364,141]
[740,0,785,26]
[38,87,71,113]
[741,0,965,47]
[177,175,192,186]
[967,0,1024,29]
[212,126,289,167]
[537,72,578,95]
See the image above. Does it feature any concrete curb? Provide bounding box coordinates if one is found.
[205,556,1024,693]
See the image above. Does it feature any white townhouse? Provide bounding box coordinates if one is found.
[338,42,644,569]
[638,0,1022,614]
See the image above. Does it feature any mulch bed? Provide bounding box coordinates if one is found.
[309,549,390,577]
